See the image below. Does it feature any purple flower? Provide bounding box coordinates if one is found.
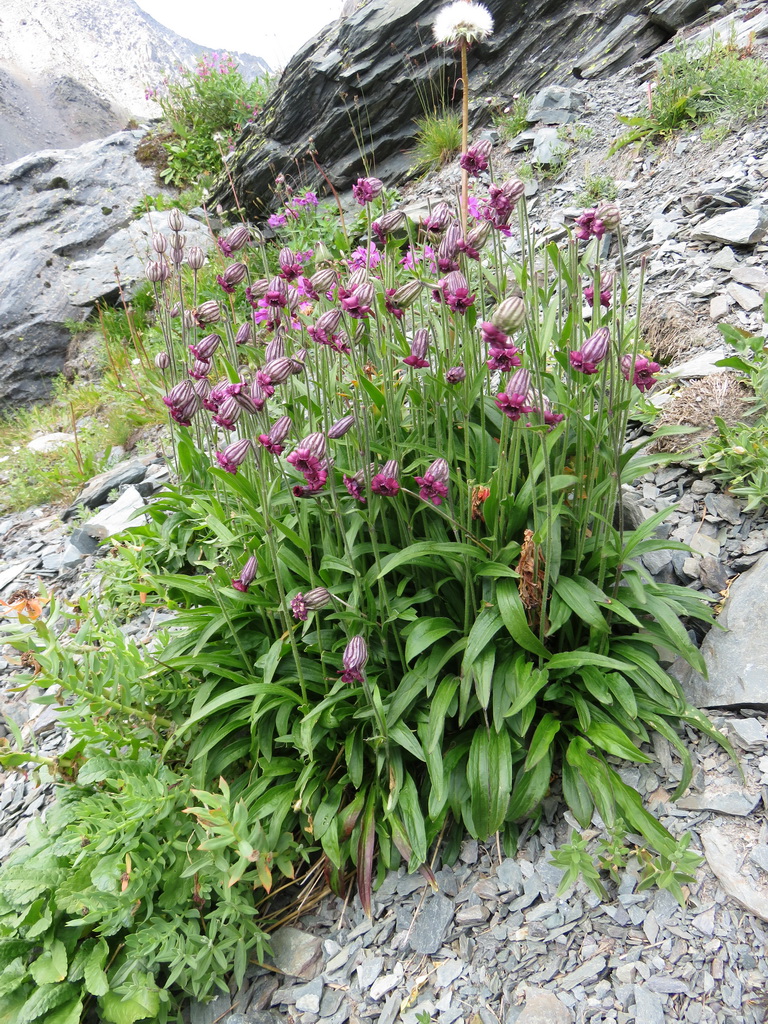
[438,271,475,314]
[188,333,221,360]
[414,457,450,506]
[404,328,430,369]
[347,243,382,271]
[371,460,400,496]
[232,555,258,592]
[584,283,612,308]
[352,176,384,205]
[459,139,492,176]
[216,438,253,474]
[495,369,533,421]
[291,587,332,621]
[569,327,610,375]
[341,635,368,683]
[339,283,374,319]
[328,414,355,439]
[212,396,242,431]
[422,202,452,233]
[621,354,661,393]
[343,471,367,503]
[575,208,606,241]
[445,365,466,384]
[268,213,287,229]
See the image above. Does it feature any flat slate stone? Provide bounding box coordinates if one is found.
[677,551,768,706]
[516,987,572,1023]
[269,926,323,980]
[408,893,454,954]
[692,206,768,245]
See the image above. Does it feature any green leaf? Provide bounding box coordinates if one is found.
[561,760,594,828]
[426,675,459,754]
[388,721,425,762]
[466,726,513,838]
[371,542,486,584]
[45,1000,83,1024]
[98,977,160,1024]
[524,714,561,771]
[83,938,109,997]
[18,982,78,1023]
[29,940,67,985]
[547,651,632,673]
[404,618,457,662]
[552,577,608,633]
[585,722,652,763]
[496,579,548,658]
[0,958,27,999]
[506,752,552,821]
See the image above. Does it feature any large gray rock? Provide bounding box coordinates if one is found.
[0,131,174,408]
[692,206,768,245]
[675,552,768,707]
[211,0,722,219]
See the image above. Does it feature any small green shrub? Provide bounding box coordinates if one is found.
[576,173,618,207]
[610,34,768,152]
[148,53,274,187]
[493,93,530,141]
[411,109,462,171]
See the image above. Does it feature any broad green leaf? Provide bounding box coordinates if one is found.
[397,774,428,864]
[371,542,486,584]
[565,736,616,826]
[547,651,632,673]
[98,986,160,1024]
[404,618,457,662]
[506,751,552,821]
[18,982,77,1023]
[552,577,608,633]
[29,940,67,985]
[508,664,550,716]
[586,721,652,763]
[496,579,548,658]
[561,760,594,828]
[524,713,561,771]
[83,938,109,997]
[426,675,459,754]
[0,958,27,999]
[45,1000,83,1024]
[467,726,513,838]
[388,721,425,762]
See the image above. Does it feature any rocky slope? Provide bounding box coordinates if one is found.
[0,0,268,163]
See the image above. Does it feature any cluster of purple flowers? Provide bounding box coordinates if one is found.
[267,189,319,229]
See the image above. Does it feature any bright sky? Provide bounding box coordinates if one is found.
[135,0,344,69]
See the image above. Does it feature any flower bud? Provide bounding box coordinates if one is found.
[492,296,526,333]
[145,259,170,282]
[343,635,368,674]
[310,268,338,293]
[301,432,327,459]
[167,209,184,231]
[264,335,285,362]
[189,333,221,360]
[170,246,185,266]
[195,300,221,324]
[227,225,251,251]
[466,220,492,249]
[501,178,526,203]
[151,232,168,254]
[445,365,466,384]
[304,587,332,610]
[392,279,424,307]
[154,351,170,370]
[596,201,620,230]
[328,414,355,439]
[268,415,292,444]
[235,322,252,345]
[187,246,205,270]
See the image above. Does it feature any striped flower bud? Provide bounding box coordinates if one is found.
[151,232,168,254]
[328,414,355,439]
[221,262,247,286]
[189,333,221,360]
[466,220,492,249]
[227,225,251,252]
[235,322,252,345]
[267,415,292,445]
[187,246,206,270]
[232,554,258,592]
[596,201,620,231]
[154,351,170,370]
[263,357,294,385]
[310,268,338,292]
[391,279,424,307]
[492,296,526,333]
[342,635,369,681]
[195,300,221,325]
[301,432,327,459]
[264,335,286,362]
[167,209,184,231]
[315,309,342,334]
[145,259,170,282]
[170,246,185,266]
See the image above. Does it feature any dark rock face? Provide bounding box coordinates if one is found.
[211,0,721,220]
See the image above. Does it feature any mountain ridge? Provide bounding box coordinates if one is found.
[0,0,269,164]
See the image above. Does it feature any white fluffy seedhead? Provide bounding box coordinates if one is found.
[433,1,494,45]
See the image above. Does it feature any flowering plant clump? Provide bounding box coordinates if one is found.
[127,172,732,921]
[146,52,274,186]
[0,173,731,1017]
